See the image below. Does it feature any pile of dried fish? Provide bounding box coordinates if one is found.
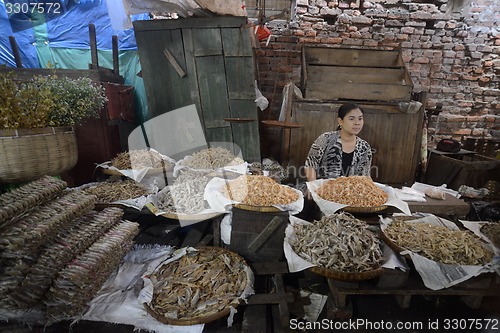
[155,176,211,214]
[6,208,124,309]
[480,223,500,249]
[0,190,96,253]
[0,176,67,226]
[111,149,174,170]
[222,175,298,206]
[316,176,388,207]
[291,213,383,272]
[147,247,249,321]
[182,147,244,170]
[82,180,149,203]
[384,220,493,265]
[45,220,139,321]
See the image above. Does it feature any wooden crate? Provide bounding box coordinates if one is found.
[425,152,500,190]
[301,47,413,102]
[229,207,289,262]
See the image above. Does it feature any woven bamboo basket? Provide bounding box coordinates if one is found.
[342,205,388,214]
[0,127,78,183]
[309,265,386,281]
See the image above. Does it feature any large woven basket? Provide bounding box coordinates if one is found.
[0,127,78,183]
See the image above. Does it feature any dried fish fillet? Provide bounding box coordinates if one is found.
[384,220,493,265]
[316,176,388,207]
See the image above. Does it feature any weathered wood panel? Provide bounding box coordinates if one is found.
[222,27,253,57]
[229,99,261,162]
[289,102,423,186]
[307,66,407,84]
[305,47,403,67]
[306,82,413,102]
[225,56,256,99]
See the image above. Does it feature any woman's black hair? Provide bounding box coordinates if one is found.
[337,103,362,130]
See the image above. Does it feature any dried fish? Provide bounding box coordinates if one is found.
[291,213,383,272]
[111,149,174,170]
[480,223,500,249]
[182,147,244,170]
[155,176,211,215]
[82,180,149,203]
[148,247,249,321]
[316,176,388,207]
[222,175,298,206]
[384,220,493,265]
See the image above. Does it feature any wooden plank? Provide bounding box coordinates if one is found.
[242,305,267,333]
[306,81,413,102]
[112,35,119,76]
[0,67,102,82]
[307,65,408,85]
[133,16,247,32]
[250,262,289,275]
[196,55,232,143]
[248,216,284,253]
[89,24,99,68]
[247,293,294,305]
[193,28,223,57]
[221,27,253,57]
[225,56,255,99]
[163,48,186,78]
[305,47,401,67]
[229,99,261,163]
[8,36,22,68]
[182,28,204,124]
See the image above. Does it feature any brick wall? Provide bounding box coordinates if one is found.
[257,0,500,158]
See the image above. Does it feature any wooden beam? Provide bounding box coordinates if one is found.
[112,35,119,76]
[163,48,186,78]
[89,23,99,69]
[8,36,22,68]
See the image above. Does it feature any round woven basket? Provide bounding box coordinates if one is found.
[309,265,386,281]
[233,203,281,213]
[0,127,78,183]
[379,229,408,256]
[342,205,388,214]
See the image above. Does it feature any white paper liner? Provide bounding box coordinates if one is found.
[306,179,411,216]
[380,214,498,290]
[205,177,304,215]
[82,245,203,333]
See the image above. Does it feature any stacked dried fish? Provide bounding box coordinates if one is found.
[222,175,298,206]
[111,149,174,170]
[45,220,139,321]
[82,180,149,203]
[481,223,500,249]
[183,147,244,170]
[0,190,96,254]
[292,213,383,272]
[316,176,388,207]
[384,220,494,265]
[7,208,124,309]
[147,247,249,321]
[0,190,96,312]
[0,176,67,226]
[155,176,211,215]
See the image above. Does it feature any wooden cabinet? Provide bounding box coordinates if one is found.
[133,17,261,162]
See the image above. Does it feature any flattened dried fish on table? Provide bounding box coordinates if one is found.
[316,176,388,207]
[292,212,383,272]
[385,220,493,265]
[148,248,249,321]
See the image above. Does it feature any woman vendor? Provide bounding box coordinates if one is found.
[305,103,372,182]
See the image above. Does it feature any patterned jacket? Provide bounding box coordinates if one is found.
[305,131,372,179]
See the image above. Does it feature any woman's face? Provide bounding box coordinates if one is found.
[338,108,364,135]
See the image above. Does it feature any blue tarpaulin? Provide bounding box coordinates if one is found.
[0,0,150,121]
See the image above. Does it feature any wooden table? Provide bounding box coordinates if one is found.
[387,193,470,220]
